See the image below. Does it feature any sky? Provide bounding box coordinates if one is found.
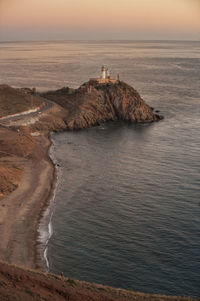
[0,0,199,41]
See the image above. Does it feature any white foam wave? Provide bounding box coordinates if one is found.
[38,134,60,271]
[44,247,49,270]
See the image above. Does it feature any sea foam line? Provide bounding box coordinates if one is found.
[38,135,60,271]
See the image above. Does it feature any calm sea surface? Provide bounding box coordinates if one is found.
[0,41,200,297]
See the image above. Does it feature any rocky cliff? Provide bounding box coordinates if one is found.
[42,80,163,130]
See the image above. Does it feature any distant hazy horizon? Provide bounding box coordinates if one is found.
[0,0,199,42]
[1,39,200,43]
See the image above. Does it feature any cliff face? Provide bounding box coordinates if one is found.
[42,80,163,130]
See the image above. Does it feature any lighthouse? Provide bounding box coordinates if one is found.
[101,66,107,79]
[89,66,117,84]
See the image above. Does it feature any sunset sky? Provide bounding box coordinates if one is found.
[0,0,199,41]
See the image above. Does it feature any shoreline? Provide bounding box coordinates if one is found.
[37,132,59,271]
[35,131,58,271]
[0,130,57,270]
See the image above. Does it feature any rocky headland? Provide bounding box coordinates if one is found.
[2,82,195,301]
[41,80,163,130]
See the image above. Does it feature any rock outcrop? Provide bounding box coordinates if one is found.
[42,80,163,130]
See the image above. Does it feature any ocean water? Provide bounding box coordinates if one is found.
[0,41,200,297]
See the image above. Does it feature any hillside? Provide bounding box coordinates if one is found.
[0,85,43,118]
[0,261,197,301]
[0,126,35,196]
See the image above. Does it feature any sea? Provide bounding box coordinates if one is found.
[0,40,199,297]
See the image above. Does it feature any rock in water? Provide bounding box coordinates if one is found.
[42,80,163,130]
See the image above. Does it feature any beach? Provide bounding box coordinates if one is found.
[0,130,56,270]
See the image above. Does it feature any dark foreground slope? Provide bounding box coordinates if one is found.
[42,80,163,130]
[0,261,197,301]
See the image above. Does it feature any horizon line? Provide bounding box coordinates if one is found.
[0,38,200,43]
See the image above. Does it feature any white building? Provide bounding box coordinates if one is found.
[89,66,117,84]
[101,66,107,79]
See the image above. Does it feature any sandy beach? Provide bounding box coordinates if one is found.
[0,131,56,270]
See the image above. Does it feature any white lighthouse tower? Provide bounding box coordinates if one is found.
[101,66,107,79]
[89,66,117,84]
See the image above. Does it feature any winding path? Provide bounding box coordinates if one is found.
[0,96,54,126]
